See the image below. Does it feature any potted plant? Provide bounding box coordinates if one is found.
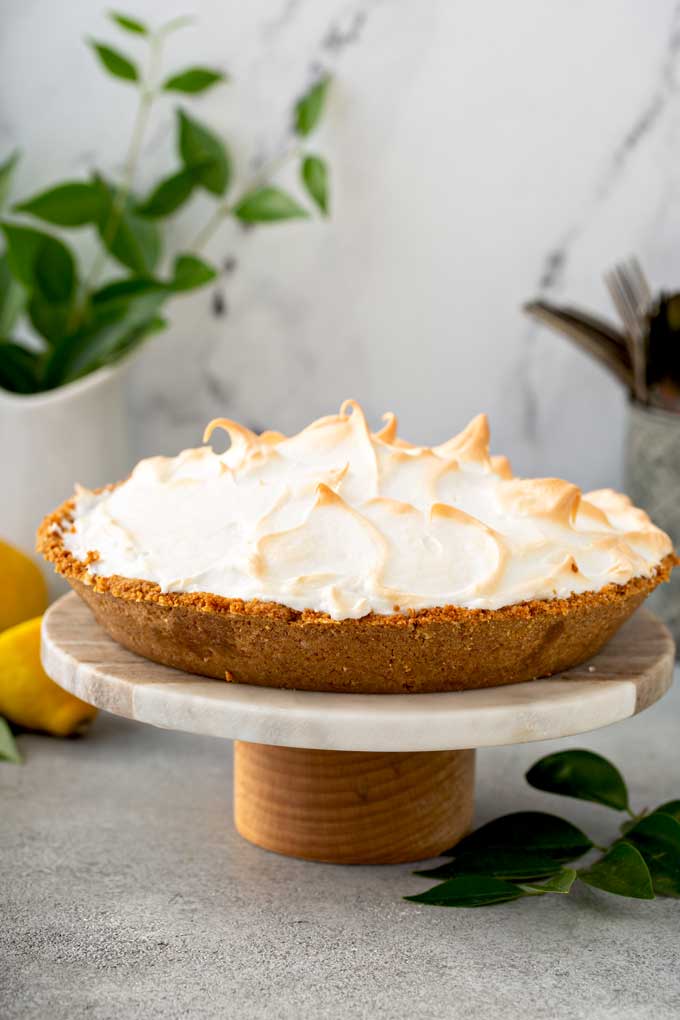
[525,259,680,643]
[0,10,333,593]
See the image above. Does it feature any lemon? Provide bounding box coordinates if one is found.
[0,617,97,736]
[0,539,48,633]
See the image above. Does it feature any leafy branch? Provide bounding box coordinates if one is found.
[406,749,680,908]
[0,10,333,395]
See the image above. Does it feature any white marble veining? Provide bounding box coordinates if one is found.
[41,594,675,751]
[4,1,680,490]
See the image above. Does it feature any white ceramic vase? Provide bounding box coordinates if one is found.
[0,363,131,598]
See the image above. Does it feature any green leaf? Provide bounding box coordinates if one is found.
[301,154,329,216]
[15,181,103,227]
[415,849,562,882]
[0,342,40,394]
[91,276,162,303]
[163,67,227,93]
[177,110,231,196]
[34,238,76,303]
[133,314,166,338]
[1,223,76,302]
[0,253,26,334]
[170,253,217,291]
[655,800,680,824]
[0,716,22,763]
[625,812,680,898]
[1,222,45,287]
[526,750,630,812]
[406,874,525,909]
[0,151,20,210]
[89,40,139,82]
[28,294,70,344]
[109,12,148,35]
[94,178,161,274]
[444,811,593,863]
[579,842,654,899]
[43,279,167,386]
[137,170,196,218]
[102,313,166,364]
[233,187,309,224]
[521,868,577,895]
[294,76,330,137]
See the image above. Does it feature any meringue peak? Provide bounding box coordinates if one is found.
[63,400,673,620]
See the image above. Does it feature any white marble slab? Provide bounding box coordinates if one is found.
[41,593,675,752]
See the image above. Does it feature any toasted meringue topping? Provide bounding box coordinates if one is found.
[63,401,673,620]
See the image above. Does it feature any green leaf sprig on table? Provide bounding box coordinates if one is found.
[0,715,22,763]
[0,10,333,395]
[406,749,680,909]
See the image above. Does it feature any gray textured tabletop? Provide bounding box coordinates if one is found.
[2,672,680,1020]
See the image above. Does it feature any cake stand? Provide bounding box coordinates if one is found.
[42,593,675,865]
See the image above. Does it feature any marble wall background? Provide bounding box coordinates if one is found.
[3,0,680,491]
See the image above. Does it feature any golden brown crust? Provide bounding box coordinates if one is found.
[37,497,677,694]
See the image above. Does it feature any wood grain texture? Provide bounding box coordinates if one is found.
[234,743,475,863]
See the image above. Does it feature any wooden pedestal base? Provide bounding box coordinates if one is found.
[42,598,676,865]
[233,742,475,864]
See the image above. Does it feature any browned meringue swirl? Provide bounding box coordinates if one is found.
[63,401,673,619]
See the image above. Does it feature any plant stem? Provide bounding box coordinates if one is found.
[94,35,163,276]
[190,201,231,252]
[188,142,303,254]
[71,30,165,327]
[252,142,303,189]
[625,806,647,825]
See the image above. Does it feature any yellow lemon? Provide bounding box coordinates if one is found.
[0,617,97,736]
[0,539,48,633]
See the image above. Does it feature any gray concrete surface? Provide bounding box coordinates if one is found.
[2,674,680,1020]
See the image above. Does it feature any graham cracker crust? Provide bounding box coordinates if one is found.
[37,497,676,694]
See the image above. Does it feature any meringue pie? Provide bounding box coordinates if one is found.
[38,401,675,693]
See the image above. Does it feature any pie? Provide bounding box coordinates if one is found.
[38,401,675,693]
